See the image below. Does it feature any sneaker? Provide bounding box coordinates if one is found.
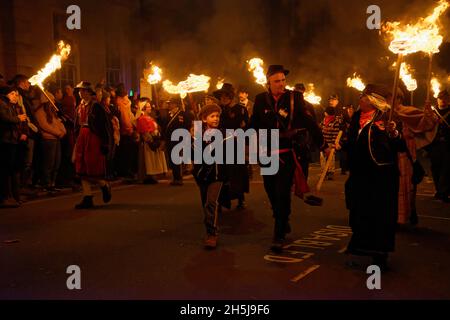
[101,183,112,203]
[270,237,285,253]
[204,235,218,249]
[75,196,94,209]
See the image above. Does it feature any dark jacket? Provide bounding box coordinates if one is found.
[164,108,194,148]
[347,109,405,170]
[0,96,23,144]
[251,90,324,151]
[219,103,249,130]
[192,127,227,185]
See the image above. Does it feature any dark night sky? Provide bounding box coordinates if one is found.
[135,0,450,103]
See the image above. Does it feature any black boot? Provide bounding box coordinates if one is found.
[75,196,94,209]
[271,220,286,253]
[236,196,246,210]
[372,253,389,272]
[410,210,419,226]
[101,183,112,203]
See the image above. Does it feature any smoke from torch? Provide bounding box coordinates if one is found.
[247,58,267,86]
[29,41,71,89]
[346,73,366,91]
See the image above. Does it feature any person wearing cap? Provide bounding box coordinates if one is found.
[213,83,249,209]
[237,86,254,118]
[320,96,345,180]
[427,89,450,203]
[0,86,29,208]
[163,97,194,186]
[251,65,325,252]
[192,103,228,249]
[344,84,404,271]
[73,81,113,209]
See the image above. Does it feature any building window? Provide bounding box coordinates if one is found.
[55,53,77,88]
[106,42,121,86]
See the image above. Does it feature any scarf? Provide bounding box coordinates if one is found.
[359,109,376,129]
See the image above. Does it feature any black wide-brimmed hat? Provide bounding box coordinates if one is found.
[437,89,449,100]
[266,65,289,78]
[75,81,95,94]
[213,83,235,100]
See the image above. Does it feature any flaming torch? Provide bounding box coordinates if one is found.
[29,40,71,111]
[383,0,450,119]
[146,64,162,108]
[163,74,211,110]
[346,73,366,92]
[247,58,267,87]
[431,77,441,98]
[304,83,322,105]
[429,77,449,127]
[216,78,224,90]
[396,62,418,104]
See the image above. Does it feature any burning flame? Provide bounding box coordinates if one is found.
[431,77,441,98]
[147,65,162,85]
[346,73,366,91]
[163,74,211,99]
[397,62,418,91]
[285,85,294,90]
[384,0,450,55]
[247,58,267,86]
[304,83,322,105]
[216,78,224,90]
[29,41,71,89]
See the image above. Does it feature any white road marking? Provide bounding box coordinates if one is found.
[290,265,321,283]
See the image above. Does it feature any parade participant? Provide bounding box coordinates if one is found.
[192,103,227,249]
[251,65,325,252]
[294,83,317,122]
[164,97,194,186]
[0,86,28,208]
[33,91,66,193]
[320,99,345,180]
[73,82,113,209]
[392,90,436,226]
[340,104,355,175]
[237,86,254,118]
[345,84,404,271]
[427,90,450,203]
[136,98,168,184]
[115,83,138,180]
[10,74,39,189]
[213,83,249,209]
[294,83,319,176]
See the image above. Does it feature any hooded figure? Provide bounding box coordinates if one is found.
[344,83,406,271]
